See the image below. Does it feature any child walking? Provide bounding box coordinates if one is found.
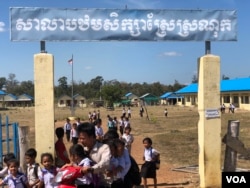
[141,137,160,188]
[64,118,72,142]
[121,127,134,154]
[38,153,58,188]
[0,159,29,188]
[69,144,93,188]
[70,123,79,145]
[25,148,41,188]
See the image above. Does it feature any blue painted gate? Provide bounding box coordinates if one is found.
[0,114,19,166]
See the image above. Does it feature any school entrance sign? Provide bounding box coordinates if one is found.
[10,8,237,41]
[10,7,237,188]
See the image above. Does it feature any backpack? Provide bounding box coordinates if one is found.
[124,155,141,186]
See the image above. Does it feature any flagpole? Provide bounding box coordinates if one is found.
[71,54,74,116]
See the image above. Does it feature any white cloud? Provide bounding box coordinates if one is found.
[162,51,182,57]
[85,66,92,70]
[0,22,5,32]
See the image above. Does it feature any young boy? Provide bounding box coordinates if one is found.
[25,148,41,188]
[55,127,70,167]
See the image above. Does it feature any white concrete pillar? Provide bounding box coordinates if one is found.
[34,53,55,159]
[198,54,221,188]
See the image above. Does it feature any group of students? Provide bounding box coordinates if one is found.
[0,148,59,188]
[220,103,235,113]
[61,118,160,188]
[0,116,160,188]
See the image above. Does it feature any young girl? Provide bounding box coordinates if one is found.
[0,159,29,188]
[141,137,160,188]
[69,144,93,188]
[0,152,17,178]
[38,153,58,188]
[121,127,134,154]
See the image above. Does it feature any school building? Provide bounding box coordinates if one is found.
[174,77,250,110]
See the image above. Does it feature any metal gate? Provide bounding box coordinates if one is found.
[0,114,19,166]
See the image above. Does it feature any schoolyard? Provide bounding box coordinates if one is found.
[1,105,250,187]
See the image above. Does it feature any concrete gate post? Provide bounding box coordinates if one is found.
[34,53,55,159]
[198,54,221,187]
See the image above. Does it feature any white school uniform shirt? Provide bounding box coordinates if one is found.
[64,122,71,132]
[77,158,93,185]
[119,119,124,128]
[122,133,134,146]
[26,163,42,187]
[70,128,78,140]
[124,120,130,128]
[144,147,159,162]
[95,126,104,137]
[39,166,58,188]
[127,109,131,114]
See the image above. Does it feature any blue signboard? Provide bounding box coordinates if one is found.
[10,8,237,41]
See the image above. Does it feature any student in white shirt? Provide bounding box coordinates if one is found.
[70,123,78,145]
[95,118,104,142]
[121,127,134,154]
[141,137,160,188]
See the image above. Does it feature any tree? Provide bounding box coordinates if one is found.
[15,80,34,96]
[56,76,69,97]
[6,73,19,94]
[0,77,7,90]
[101,81,124,107]
[172,80,185,91]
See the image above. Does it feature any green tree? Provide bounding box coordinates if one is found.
[0,77,7,90]
[6,73,19,94]
[15,80,34,96]
[55,76,69,98]
[101,81,123,107]
[172,80,185,91]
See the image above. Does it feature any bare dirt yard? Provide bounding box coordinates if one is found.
[1,105,250,187]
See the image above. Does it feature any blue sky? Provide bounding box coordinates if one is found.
[0,0,249,85]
